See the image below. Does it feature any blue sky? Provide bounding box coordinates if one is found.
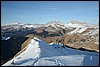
[1,1,99,25]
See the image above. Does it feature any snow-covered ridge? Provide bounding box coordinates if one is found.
[68,27,88,34]
[65,20,87,28]
[2,37,99,66]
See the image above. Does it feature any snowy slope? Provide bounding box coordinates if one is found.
[65,23,85,28]
[68,27,87,34]
[2,37,99,66]
[84,29,99,35]
[45,21,66,29]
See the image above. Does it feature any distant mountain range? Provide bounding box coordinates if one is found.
[1,20,98,37]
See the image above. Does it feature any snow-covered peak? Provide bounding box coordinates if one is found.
[45,21,66,30]
[68,20,87,25]
[66,20,87,28]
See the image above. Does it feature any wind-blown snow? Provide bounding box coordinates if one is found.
[2,37,99,66]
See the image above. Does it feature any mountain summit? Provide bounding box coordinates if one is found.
[68,20,87,25]
[66,20,88,28]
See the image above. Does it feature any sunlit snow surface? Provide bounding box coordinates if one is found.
[68,27,88,34]
[2,37,99,66]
